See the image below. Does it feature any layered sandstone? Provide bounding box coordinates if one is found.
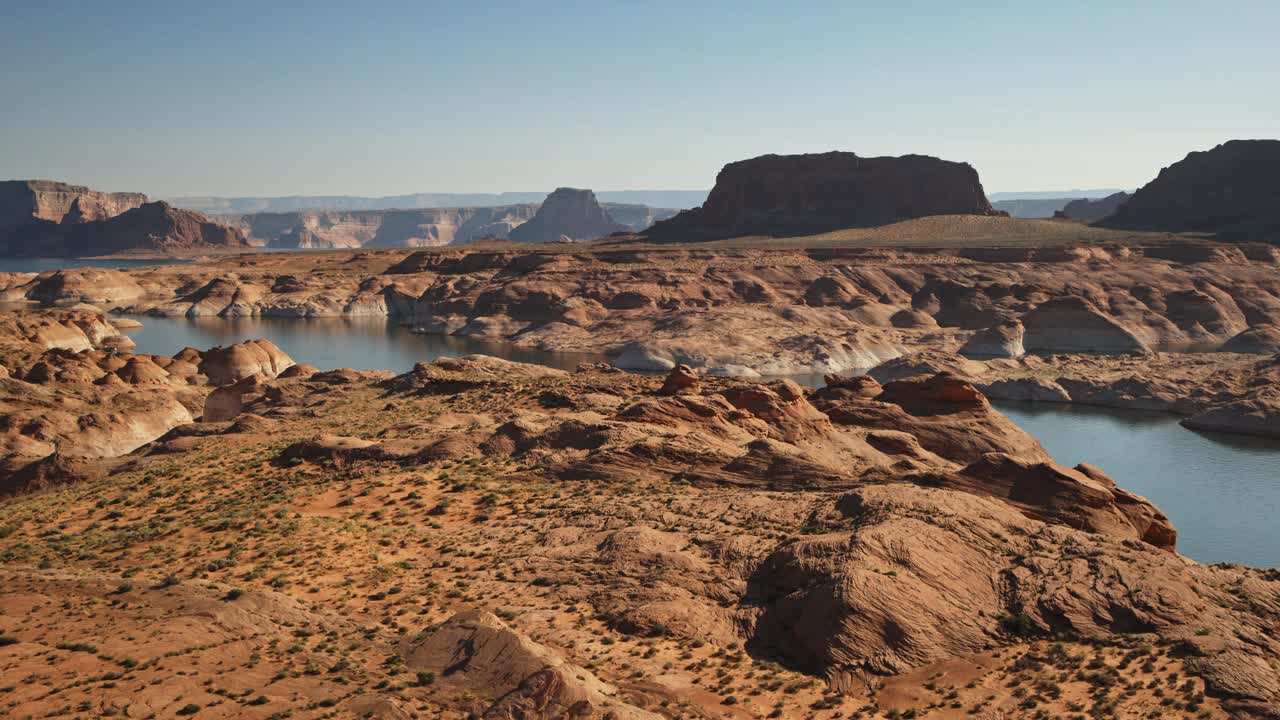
[221,205,540,248]
[646,151,1004,240]
[0,179,146,231]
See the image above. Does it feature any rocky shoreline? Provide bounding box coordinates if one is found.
[0,314,1277,718]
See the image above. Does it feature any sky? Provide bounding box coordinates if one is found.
[2,1,1278,197]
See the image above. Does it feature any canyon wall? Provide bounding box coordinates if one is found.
[0,180,147,231]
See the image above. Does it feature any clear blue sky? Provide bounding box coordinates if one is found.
[2,1,1277,197]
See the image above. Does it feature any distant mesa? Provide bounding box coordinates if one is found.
[0,180,246,256]
[507,187,628,243]
[644,151,1006,241]
[1097,140,1280,238]
[1054,191,1131,222]
[218,200,676,249]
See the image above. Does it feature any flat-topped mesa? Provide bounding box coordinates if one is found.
[0,179,147,231]
[1098,139,1280,238]
[508,187,628,243]
[645,151,1005,241]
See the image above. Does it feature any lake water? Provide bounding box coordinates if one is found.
[120,315,1280,568]
[0,258,188,273]
[120,315,604,372]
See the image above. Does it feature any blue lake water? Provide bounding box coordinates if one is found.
[120,315,1280,568]
[0,257,188,273]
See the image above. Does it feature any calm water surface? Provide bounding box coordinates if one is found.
[121,315,1280,567]
[121,315,603,372]
[994,401,1279,568]
[0,258,188,273]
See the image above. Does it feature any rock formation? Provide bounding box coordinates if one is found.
[1099,140,1280,238]
[1054,191,1131,222]
[222,205,540,248]
[646,151,1004,240]
[0,180,146,232]
[0,180,246,256]
[508,188,627,243]
[0,309,294,482]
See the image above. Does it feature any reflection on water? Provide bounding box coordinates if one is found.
[995,400,1280,567]
[120,314,604,372]
[0,258,188,273]
[119,315,1279,568]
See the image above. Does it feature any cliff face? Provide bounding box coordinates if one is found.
[1055,191,1131,222]
[1098,140,1280,238]
[0,180,146,231]
[35,202,248,255]
[224,202,673,248]
[602,203,679,231]
[223,206,541,249]
[646,151,1003,241]
[508,188,627,243]
[1,180,244,256]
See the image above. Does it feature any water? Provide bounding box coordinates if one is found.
[0,257,188,273]
[119,315,603,372]
[996,401,1280,567]
[119,315,1280,568]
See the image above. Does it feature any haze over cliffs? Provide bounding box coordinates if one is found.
[0,180,246,256]
[0,180,147,231]
[508,187,627,243]
[646,151,1005,241]
[168,189,708,214]
[221,200,676,249]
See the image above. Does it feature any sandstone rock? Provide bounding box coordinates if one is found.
[405,610,660,720]
[1220,324,1280,354]
[508,188,627,243]
[960,319,1025,358]
[25,269,147,305]
[1099,140,1280,238]
[657,364,700,395]
[647,151,1003,240]
[0,180,145,234]
[197,339,294,385]
[1021,296,1150,354]
[224,205,540,248]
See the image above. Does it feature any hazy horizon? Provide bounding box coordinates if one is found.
[4,2,1277,197]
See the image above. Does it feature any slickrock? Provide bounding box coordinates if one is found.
[874,349,1280,438]
[406,610,660,720]
[1,351,1276,719]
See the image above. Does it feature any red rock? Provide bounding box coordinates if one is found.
[647,151,1003,240]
